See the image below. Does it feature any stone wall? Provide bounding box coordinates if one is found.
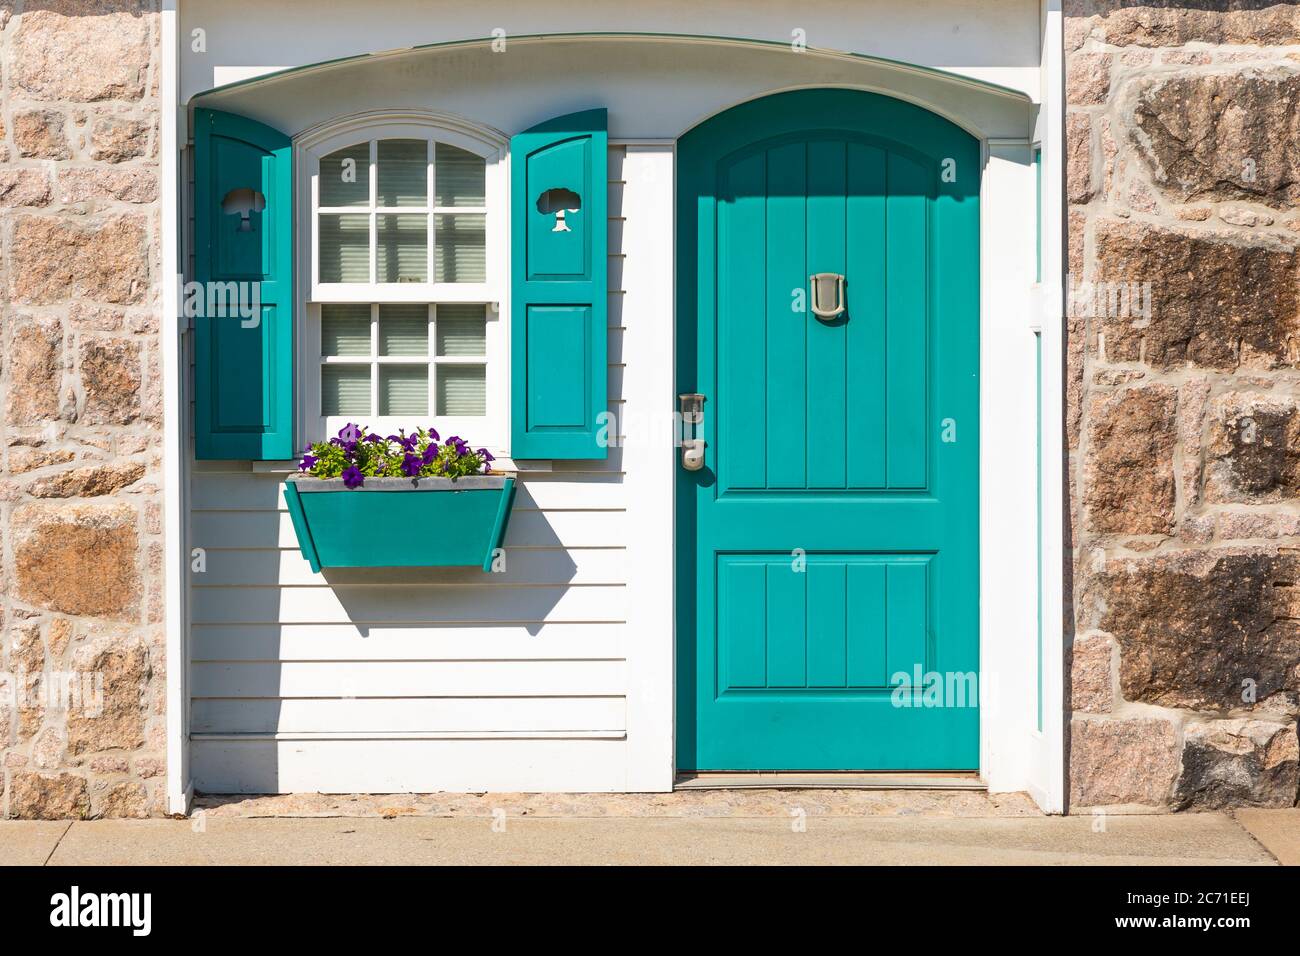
[1067,1,1300,809]
[0,1,164,818]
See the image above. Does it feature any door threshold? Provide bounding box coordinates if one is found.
[674,771,986,792]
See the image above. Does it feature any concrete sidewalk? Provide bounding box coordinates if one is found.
[0,810,1290,865]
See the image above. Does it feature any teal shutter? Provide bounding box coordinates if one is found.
[510,109,608,459]
[193,108,294,459]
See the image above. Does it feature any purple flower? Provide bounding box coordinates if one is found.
[298,454,318,472]
[364,434,385,444]
[426,427,440,442]
[446,435,469,456]
[421,442,440,464]
[401,453,422,477]
[341,465,365,489]
[477,448,495,462]
[338,423,361,444]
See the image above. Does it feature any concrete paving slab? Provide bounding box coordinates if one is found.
[1233,809,1300,866]
[193,787,1041,819]
[39,813,1276,866]
[0,821,70,866]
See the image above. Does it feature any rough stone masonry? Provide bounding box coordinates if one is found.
[1067,0,1300,810]
[0,1,164,819]
[1,1,1298,817]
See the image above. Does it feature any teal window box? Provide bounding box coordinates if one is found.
[283,475,515,573]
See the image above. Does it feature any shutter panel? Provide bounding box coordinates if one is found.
[193,108,294,459]
[510,109,608,459]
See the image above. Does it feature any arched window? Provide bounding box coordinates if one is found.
[297,112,507,446]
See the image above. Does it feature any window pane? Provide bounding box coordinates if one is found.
[379,304,429,356]
[436,304,486,356]
[321,365,371,415]
[435,143,486,207]
[378,139,427,207]
[321,304,371,356]
[434,214,485,282]
[319,213,370,283]
[377,214,428,283]
[320,143,369,207]
[379,366,429,416]
[437,364,485,415]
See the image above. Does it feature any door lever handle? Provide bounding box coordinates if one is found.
[681,438,706,471]
[679,392,706,471]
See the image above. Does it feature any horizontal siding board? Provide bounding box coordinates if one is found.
[192,659,626,697]
[607,146,625,179]
[192,509,628,549]
[190,582,625,625]
[190,737,627,793]
[192,696,625,734]
[193,547,626,587]
[192,622,627,662]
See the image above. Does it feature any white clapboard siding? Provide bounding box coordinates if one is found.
[192,622,626,662]
[193,547,626,587]
[189,148,640,792]
[191,508,628,550]
[192,659,626,698]
[191,583,625,626]
[190,738,628,793]
[192,697,625,734]
[608,290,625,328]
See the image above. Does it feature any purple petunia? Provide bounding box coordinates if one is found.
[302,423,487,488]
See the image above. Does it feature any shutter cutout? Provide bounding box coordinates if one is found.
[193,108,295,459]
[510,109,608,459]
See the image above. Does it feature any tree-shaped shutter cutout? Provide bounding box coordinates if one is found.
[222,187,267,232]
[536,186,581,232]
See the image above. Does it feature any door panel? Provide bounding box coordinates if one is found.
[677,89,980,771]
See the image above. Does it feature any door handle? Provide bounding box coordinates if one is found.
[679,393,706,471]
[810,272,846,318]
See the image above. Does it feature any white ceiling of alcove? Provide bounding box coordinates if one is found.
[189,36,1037,143]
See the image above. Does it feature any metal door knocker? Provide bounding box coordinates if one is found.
[810,272,846,319]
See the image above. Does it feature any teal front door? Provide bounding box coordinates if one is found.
[676,89,981,771]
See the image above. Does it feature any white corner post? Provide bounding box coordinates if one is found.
[162,0,192,815]
[1028,0,1067,814]
[619,143,676,791]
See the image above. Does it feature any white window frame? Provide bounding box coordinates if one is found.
[294,110,509,453]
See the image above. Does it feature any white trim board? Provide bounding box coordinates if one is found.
[161,0,190,816]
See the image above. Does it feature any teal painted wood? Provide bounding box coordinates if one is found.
[193,108,295,460]
[483,479,518,572]
[510,109,608,459]
[281,482,321,573]
[676,89,981,770]
[283,478,515,571]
